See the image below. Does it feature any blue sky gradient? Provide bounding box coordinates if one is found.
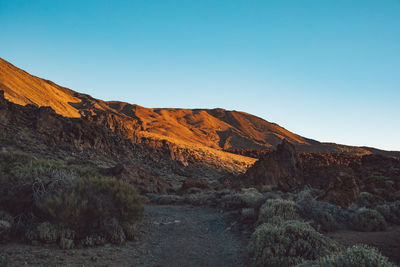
[1,0,399,150]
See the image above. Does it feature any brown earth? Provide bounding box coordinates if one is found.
[0,205,248,267]
[1,57,399,158]
[0,90,255,193]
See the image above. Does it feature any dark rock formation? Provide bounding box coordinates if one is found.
[0,90,245,193]
[100,164,168,194]
[239,140,400,207]
[240,140,303,191]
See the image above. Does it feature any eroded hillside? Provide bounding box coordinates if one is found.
[2,57,396,157]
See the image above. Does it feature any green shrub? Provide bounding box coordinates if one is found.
[26,222,59,244]
[0,254,8,267]
[40,191,88,229]
[40,175,143,231]
[100,217,126,244]
[376,201,400,224]
[0,150,99,184]
[59,237,74,249]
[258,199,300,224]
[0,211,13,225]
[0,151,30,179]
[122,222,138,241]
[298,245,395,267]
[390,201,400,223]
[316,212,338,232]
[0,150,144,244]
[375,204,392,223]
[382,201,400,224]
[236,188,265,208]
[350,208,387,232]
[0,220,12,242]
[80,234,106,247]
[357,192,385,208]
[248,220,340,267]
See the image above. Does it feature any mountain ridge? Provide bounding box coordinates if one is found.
[1,57,399,158]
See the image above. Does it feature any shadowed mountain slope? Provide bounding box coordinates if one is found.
[1,57,398,158]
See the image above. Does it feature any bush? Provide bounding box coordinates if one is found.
[315,211,338,232]
[25,222,60,244]
[390,201,400,223]
[258,199,300,224]
[122,222,138,241]
[59,237,74,249]
[0,211,14,225]
[100,217,126,244]
[350,208,387,232]
[0,220,12,242]
[298,245,395,267]
[248,220,340,267]
[296,189,347,229]
[40,175,144,232]
[376,201,400,225]
[357,192,385,208]
[236,188,265,208]
[80,234,106,247]
[0,150,144,244]
[375,204,392,223]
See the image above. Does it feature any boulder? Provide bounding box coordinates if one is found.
[319,172,360,208]
[240,140,303,191]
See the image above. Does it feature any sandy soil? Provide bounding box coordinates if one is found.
[0,205,248,267]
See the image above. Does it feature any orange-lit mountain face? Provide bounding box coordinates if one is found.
[0,57,398,158]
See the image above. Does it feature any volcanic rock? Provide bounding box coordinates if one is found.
[240,140,303,191]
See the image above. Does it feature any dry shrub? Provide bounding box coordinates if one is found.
[299,245,395,267]
[258,199,300,225]
[248,220,340,267]
[376,201,400,224]
[350,208,387,232]
[357,192,385,208]
[40,175,144,233]
[315,211,338,232]
[0,150,143,244]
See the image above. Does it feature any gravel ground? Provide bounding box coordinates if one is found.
[0,205,249,267]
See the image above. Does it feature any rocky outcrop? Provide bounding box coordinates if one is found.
[3,57,400,158]
[0,90,253,193]
[319,172,360,208]
[238,140,400,207]
[239,140,303,191]
[100,164,169,194]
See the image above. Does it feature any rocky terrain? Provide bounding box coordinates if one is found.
[234,140,400,207]
[0,90,254,194]
[0,205,248,267]
[2,57,399,158]
[1,57,400,266]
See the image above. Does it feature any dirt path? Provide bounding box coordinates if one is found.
[0,205,248,267]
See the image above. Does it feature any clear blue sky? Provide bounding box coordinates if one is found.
[1,0,399,150]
